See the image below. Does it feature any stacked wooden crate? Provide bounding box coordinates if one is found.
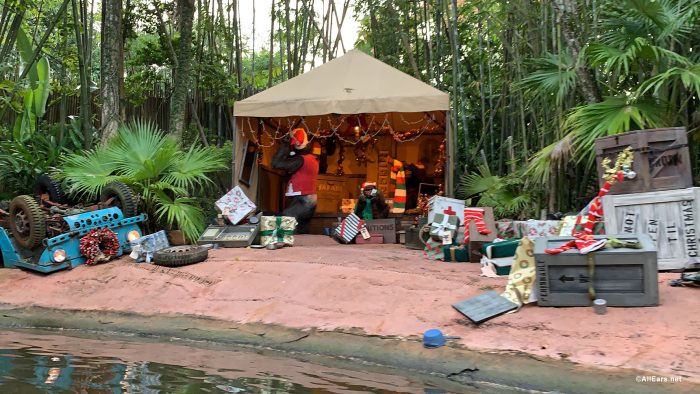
[598,127,699,270]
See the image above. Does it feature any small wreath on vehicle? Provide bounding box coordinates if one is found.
[79,228,120,265]
[153,245,209,267]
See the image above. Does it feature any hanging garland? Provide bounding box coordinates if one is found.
[79,228,120,265]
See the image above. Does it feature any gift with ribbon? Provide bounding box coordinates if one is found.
[443,244,469,262]
[429,213,459,243]
[334,213,366,243]
[259,216,297,246]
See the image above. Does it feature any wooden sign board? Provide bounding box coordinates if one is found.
[365,218,397,244]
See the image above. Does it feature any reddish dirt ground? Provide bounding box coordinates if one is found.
[0,235,698,382]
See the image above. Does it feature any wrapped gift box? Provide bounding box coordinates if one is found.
[481,239,520,259]
[259,216,297,246]
[429,213,459,242]
[427,196,465,225]
[496,220,517,239]
[216,186,256,225]
[443,244,469,262]
[514,220,561,239]
[334,213,365,243]
[356,234,384,244]
[559,216,606,236]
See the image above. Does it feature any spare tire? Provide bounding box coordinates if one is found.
[153,245,209,267]
[9,195,46,249]
[100,182,138,218]
[34,174,66,204]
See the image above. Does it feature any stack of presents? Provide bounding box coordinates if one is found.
[423,127,700,320]
[194,186,298,249]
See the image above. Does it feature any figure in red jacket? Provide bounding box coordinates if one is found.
[272,128,319,234]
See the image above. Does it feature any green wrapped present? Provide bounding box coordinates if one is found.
[429,213,459,243]
[260,216,297,246]
[443,244,469,262]
[481,239,520,259]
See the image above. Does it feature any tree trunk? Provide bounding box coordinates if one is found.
[387,0,420,79]
[71,0,94,148]
[268,0,275,88]
[169,0,196,138]
[552,0,601,104]
[100,0,123,143]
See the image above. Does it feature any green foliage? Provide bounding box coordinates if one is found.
[57,121,228,241]
[518,52,577,106]
[0,127,83,199]
[456,165,535,219]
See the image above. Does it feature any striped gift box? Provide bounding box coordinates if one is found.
[334,213,365,243]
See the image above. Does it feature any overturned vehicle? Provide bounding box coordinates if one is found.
[0,177,146,274]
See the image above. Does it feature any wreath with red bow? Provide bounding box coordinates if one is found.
[79,228,120,265]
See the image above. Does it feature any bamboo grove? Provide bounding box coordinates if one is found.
[1,0,700,217]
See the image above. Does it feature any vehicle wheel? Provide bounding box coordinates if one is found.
[100,182,138,218]
[34,174,66,204]
[153,245,209,267]
[9,195,46,249]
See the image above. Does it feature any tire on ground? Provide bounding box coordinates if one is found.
[153,245,209,267]
[34,174,66,204]
[9,195,46,249]
[100,182,138,218]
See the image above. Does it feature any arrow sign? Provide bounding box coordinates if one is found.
[559,275,575,283]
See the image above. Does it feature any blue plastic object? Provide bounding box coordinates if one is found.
[0,207,147,274]
[423,329,460,348]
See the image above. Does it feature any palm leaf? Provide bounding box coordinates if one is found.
[637,64,700,98]
[518,52,577,106]
[57,148,122,199]
[161,145,227,190]
[152,190,206,242]
[567,97,665,166]
[456,165,499,199]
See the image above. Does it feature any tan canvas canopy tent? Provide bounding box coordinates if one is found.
[232,49,452,230]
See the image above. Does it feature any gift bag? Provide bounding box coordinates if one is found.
[259,216,297,246]
[429,213,459,243]
[215,186,256,225]
[334,213,366,243]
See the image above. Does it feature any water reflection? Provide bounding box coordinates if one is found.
[0,330,460,394]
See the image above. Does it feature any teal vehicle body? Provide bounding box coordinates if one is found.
[0,207,146,274]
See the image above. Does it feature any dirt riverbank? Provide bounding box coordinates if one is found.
[0,235,698,392]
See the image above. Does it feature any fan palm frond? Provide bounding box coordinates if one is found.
[58,148,122,199]
[638,64,700,98]
[456,165,499,199]
[568,97,665,166]
[152,191,205,242]
[517,52,577,106]
[161,145,228,190]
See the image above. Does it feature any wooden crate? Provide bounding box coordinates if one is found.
[365,218,397,244]
[602,187,700,270]
[534,234,659,307]
[595,127,691,195]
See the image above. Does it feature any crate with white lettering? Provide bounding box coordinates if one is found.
[602,187,700,270]
[534,235,658,307]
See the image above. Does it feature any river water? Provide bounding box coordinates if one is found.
[0,329,473,393]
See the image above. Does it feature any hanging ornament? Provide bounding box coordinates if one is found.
[336,139,345,176]
[434,139,447,176]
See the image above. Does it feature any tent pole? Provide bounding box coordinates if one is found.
[231,116,238,187]
[446,110,455,197]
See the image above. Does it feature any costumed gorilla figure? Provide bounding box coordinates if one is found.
[272,128,319,234]
[354,182,389,220]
